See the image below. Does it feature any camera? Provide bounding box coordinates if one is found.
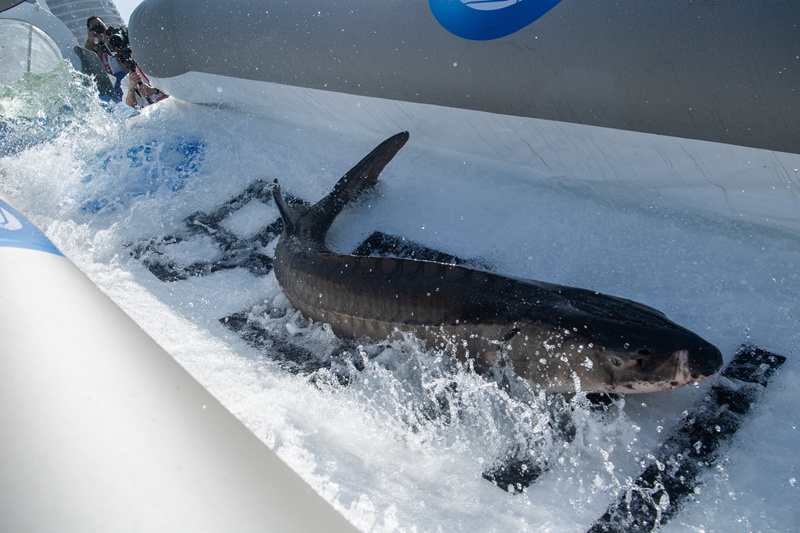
[104,26,129,51]
[93,24,137,72]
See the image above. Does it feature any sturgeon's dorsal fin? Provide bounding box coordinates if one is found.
[295,132,409,244]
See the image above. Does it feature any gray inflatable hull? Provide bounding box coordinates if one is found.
[0,194,358,532]
[129,0,799,154]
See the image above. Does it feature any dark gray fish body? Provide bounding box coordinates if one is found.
[272,133,723,393]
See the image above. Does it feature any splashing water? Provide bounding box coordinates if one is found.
[0,62,115,156]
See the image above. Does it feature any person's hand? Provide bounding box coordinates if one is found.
[129,71,142,86]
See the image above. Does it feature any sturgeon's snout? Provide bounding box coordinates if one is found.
[688,342,724,380]
[607,337,723,393]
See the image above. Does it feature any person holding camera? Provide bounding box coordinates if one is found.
[85,16,169,109]
[85,16,129,101]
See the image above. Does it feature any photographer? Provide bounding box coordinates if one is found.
[85,16,129,101]
[85,16,168,109]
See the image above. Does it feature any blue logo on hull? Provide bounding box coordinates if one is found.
[0,198,63,256]
[429,0,563,40]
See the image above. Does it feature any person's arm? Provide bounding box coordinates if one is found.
[126,72,138,108]
[126,88,137,108]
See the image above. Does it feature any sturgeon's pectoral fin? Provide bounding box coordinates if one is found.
[490,323,534,371]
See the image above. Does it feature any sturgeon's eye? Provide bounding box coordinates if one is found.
[610,357,622,367]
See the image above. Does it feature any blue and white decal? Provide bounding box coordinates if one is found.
[429,0,563,40]
[0,198,63,256]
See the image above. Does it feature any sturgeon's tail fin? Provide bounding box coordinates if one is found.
[281,132,409,244]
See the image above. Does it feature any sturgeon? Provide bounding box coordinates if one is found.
[272,132,723,393]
